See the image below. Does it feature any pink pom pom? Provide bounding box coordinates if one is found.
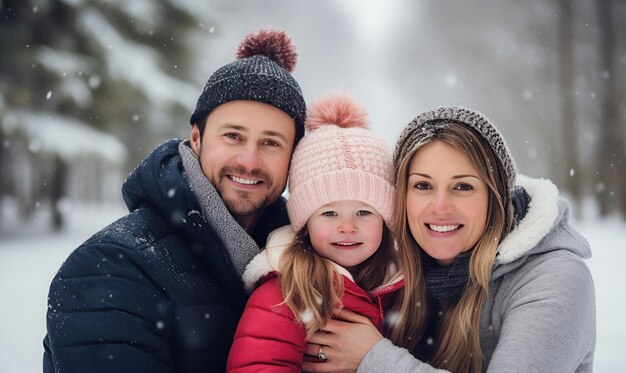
[305,91,369,132]
[236,28,298,72]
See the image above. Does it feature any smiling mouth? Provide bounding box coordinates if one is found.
[427,224,461,233]
[332,242,362,249]
[229,175,262,185]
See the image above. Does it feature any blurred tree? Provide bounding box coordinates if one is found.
[558,0,582,208]
[595,0,625,217]
[1,0,213,158]
[0,0,220,229]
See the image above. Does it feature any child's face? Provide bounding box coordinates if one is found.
[307,200,384,269]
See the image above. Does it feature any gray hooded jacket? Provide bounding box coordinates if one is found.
[358,175,595,373]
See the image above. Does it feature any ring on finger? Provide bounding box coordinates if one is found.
[317,345,327,361]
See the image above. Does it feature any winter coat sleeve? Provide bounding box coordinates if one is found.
[44,240,175,373]
[227,276,306,372]
[357,339,449,373]
[358,251,595,373]
[485,250,596,372]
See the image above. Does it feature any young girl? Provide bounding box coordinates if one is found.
[226,91,404,371]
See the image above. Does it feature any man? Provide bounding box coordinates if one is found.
[43,28,306,372]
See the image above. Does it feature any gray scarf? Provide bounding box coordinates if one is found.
[178,141,260,279]
[422,251,471,302]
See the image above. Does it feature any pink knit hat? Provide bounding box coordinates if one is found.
[287,91,395,232]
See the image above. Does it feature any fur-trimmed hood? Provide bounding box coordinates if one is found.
[242,225,403,294]
[492,174,591,279]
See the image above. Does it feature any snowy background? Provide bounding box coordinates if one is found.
[1,0,625,372]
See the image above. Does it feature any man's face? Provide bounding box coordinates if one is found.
[190,100,295,228]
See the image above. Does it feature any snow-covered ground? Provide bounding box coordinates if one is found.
[0,205,624,372]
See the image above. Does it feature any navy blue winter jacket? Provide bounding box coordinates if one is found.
[43,139,289,372]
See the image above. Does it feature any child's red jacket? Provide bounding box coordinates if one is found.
[227,225,404,372]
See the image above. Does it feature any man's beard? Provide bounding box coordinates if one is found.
[215,166,281,218]
[223,189,272,217]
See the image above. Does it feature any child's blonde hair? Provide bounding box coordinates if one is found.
[279,226,396,337]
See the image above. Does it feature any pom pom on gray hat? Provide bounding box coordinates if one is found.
[392,106,517,193]
[189,28,306,145]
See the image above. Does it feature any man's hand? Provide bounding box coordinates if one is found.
[302,309,383,373]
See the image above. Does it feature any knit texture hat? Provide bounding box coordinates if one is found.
[189,28,306,144]
[393,106,517,192]
[287,91,395,232]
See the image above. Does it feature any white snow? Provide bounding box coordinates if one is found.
[35,46,97,76]
[0,206,623,372]
[2,109,127,163]
[76,8,197,109]
[579,217,626,371]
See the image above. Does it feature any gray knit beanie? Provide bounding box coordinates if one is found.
[189,28,306,144]
[393,106,517,192]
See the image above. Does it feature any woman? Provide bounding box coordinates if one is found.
[302,106,595,373]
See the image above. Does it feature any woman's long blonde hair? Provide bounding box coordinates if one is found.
[387,123,514,373]
[279,224,397,338]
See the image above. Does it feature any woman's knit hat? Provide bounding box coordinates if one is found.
[189,28,306,145]
[393,106,517,193]
[287,91,395,232]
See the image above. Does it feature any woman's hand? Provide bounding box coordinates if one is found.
[302,308,383,373]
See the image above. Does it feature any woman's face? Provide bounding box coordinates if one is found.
[405,141,489,266]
